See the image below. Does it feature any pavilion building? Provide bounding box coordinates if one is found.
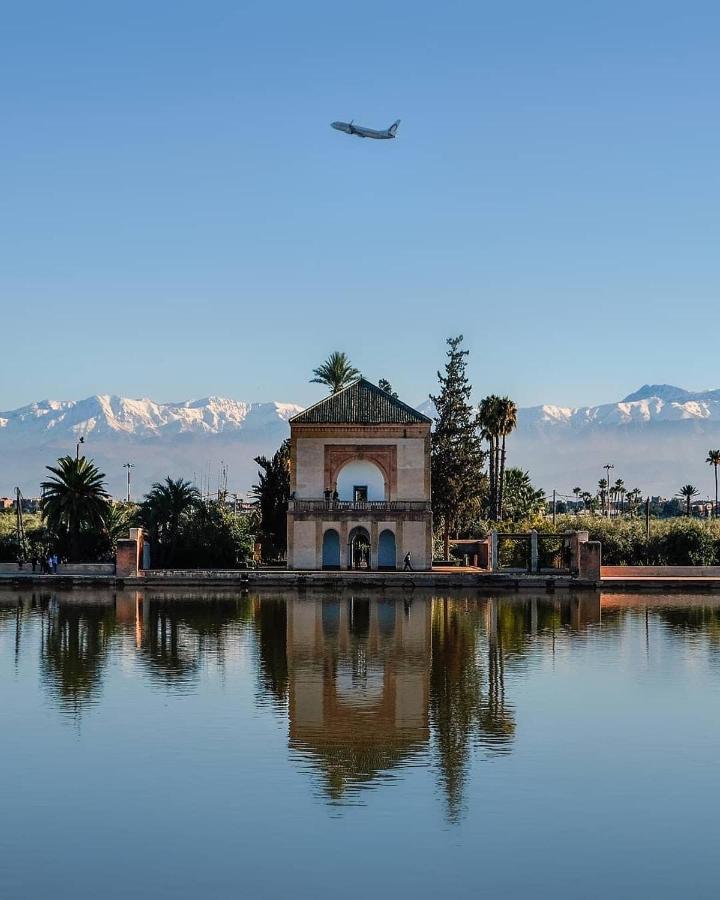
[287,378,433,570]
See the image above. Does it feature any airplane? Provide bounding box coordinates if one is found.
[331,119,401,140]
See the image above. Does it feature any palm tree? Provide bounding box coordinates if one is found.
[496,397,518,521]
[41,456,111,561]
[678,484,700,516]
[706,450,720,517]
[597,478,608,515]
[573,487,582,514]
[140,477,199,566]
[310,352,360,394]
[613,479,626,516]
[477,396,501,519]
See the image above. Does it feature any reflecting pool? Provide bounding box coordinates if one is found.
[1,589,719,899]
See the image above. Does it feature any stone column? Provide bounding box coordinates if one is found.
[530,530,539,573]
[578,541,602,581]
[370,521,379,571]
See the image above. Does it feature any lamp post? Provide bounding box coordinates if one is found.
[76,435,85,460]
[603,463,614,516]
[122,462,135,503]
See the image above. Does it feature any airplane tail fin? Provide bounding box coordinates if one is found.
[388,119,400,136]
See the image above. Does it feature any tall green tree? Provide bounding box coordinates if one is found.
[41,456,111,561]
[477,395,501,520]
[310,351,360,394]
[252,439,291,558]
[677,483,699,516]
[140,477,199,566]
[706,450,720,517]
[495,397,518,520]
[430,336,484,559]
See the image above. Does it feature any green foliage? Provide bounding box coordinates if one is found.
[501,468,546,522]
[477,394,517,520]
[252,439,290,558]
[378,378,398,398]
[310,351,360,394]
[174,501,256,568]
[139,477,200,566]
[526,514,720,566]
[41,456,111,561]
[139,477,255,568]
[430,336,485,556]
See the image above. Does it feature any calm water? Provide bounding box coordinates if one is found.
[1,588,719,899]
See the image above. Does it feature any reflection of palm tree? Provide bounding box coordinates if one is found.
[252,597,288,704]
[138,600,248,685]
[41,603,115,712]
[430,599,515,822]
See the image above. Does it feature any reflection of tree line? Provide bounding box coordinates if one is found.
[8,591,718,815]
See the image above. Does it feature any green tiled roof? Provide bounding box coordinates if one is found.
[290,378,431,426]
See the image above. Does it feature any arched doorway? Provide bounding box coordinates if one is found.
[378,529,396,570]
[348,526,371,570]
[322,529,341,569]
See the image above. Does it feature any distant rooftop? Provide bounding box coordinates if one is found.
[290,378,431,426]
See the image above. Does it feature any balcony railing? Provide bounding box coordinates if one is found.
[289,499,431,512]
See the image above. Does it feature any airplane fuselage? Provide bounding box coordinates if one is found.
[331,120,399,140]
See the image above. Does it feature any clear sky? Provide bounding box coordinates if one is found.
[1,0,718,411]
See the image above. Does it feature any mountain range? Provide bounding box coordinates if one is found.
[2,384,719,498]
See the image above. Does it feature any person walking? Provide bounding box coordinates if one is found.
[403,551,413,571]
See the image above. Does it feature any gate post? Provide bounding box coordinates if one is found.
[530,530,539,573]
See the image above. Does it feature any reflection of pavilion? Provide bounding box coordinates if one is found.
[287,596,431,798]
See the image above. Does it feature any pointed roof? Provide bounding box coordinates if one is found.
[290,378,431,426]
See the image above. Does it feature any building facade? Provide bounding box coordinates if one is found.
[287,379,433,570]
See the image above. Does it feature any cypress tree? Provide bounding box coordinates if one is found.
[430,336,485,559]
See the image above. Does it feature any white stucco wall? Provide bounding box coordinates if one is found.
[402,520,431,569]
[291,520,317,569]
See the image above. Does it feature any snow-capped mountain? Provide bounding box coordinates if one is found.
[2,385,720,497]
[0,395,304,498]
[420,384,720,496]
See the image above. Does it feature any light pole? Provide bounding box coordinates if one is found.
[122,462,135,503]
[76,435,85,460]
[603,463,614,516]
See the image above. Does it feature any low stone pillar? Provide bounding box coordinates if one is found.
[530,530,539,573]
[116,539,139,577]
[578,541,602,581]
[489,530,498,572]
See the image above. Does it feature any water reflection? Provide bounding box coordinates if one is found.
[286,596,431,801]
[7,588,720,817]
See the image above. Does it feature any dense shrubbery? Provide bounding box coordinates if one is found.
[511,514,720,566]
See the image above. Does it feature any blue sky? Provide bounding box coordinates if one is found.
[1,0,718,411]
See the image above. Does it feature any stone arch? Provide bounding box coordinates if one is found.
[325,445,397,499]
[336,459,386,501]
[378,529,397,570]
[348,525,371,570]
[322,528,341,569]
